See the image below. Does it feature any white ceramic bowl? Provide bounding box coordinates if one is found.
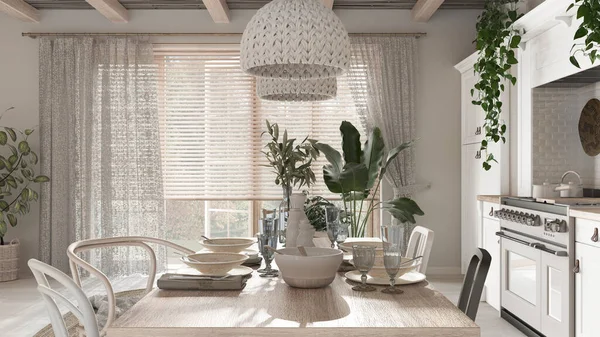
[181,253,249,276]
[338,240,383,254]
[275,247,343,289]
[200,238,255,253]
[366,257,421,278]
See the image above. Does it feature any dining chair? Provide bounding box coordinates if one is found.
[28,258,100,337]
[406,226,435,274]
[458,248,492,321]
[67,236,195,336]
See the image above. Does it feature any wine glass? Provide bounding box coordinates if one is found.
[351,245,376,292]
[325,206,340,248]
[381,224,404,294]
[257,217,279,278]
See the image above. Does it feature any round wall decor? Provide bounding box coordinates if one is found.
[579,98,600,156]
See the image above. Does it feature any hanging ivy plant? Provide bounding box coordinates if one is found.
[569,0,600,68]
[472,0,523,171]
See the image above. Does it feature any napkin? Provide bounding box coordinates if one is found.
[157,273,250,291]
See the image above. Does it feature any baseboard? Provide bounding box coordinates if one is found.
[426,266,462,276]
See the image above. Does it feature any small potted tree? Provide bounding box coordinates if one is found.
[0,108,49,282]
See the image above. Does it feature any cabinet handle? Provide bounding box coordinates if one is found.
[573,259,580,273]
[489,207,494,217]
[475,151,481,160]
[592,228,598,242]
[475,127,481,135]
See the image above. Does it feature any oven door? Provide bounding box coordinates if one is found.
[540,243,571,337]
[499,232,542,332]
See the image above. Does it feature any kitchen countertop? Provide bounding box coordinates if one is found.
[477,195,506,204]
[569,207,600,222]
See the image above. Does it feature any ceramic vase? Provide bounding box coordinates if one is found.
[286,193,315,247]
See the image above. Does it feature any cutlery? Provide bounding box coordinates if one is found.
[400,255,423,267]
[297,246,308,256]
[174,251,203,263]
[264,245,281,255]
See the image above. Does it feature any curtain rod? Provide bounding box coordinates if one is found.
[22,32,426,39]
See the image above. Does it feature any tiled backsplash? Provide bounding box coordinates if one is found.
[532,84,600,186]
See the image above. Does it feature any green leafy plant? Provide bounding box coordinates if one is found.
[0,108,50,246]
[569,0,600,68]
[315,121,424,237]
[304,195,334,232]
[262,120,319,190]
[472,0,523,170]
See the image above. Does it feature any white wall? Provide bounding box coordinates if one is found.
[0,8,479,275]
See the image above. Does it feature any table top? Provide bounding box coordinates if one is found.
[107,238,479,337]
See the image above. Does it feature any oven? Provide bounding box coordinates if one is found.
[495,198,574,337]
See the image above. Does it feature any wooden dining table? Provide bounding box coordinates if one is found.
[107,238,479,337]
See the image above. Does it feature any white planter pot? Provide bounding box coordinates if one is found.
[0,239,19,282]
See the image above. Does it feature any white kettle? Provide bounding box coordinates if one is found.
[555,171,584,198]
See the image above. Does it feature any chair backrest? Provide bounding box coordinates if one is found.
[406,226,435,273]
[457,248,492,321]
[67,236,195,335]
[28,259,100,337]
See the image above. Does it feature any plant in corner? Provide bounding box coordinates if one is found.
[0,108,50,247]
[568,0,600,68]
[472,0,523,171]
[315,121,424,238]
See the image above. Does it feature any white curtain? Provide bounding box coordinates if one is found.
[347,36,421,244]
[39,37,166,275]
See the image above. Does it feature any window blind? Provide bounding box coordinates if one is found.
[155,45,366,200]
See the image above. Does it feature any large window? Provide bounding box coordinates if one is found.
[155,44,368,242]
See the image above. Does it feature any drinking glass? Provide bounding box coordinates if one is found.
[257,216,279,277]
[381,224,404,294]
[325,206,340,248]
[351,245,376,292]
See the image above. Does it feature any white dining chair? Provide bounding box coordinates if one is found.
[406,226,435,274]
[67,236,195,336]
[28,258,100,337]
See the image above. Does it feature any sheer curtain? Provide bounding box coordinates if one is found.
[347,36,422,243]
[39,37,166,275]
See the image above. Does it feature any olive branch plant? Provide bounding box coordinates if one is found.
[472,0,523,171]
[0,108,50,246]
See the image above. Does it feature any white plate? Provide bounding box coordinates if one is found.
[344,271,426,285]
[179,265,254,277]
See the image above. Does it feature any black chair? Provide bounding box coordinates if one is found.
[458,248,492,321]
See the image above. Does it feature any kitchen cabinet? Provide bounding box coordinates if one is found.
[456,55,509,275]
[575,219,600,337]
[482,216,501,311]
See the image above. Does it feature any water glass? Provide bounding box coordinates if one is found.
[257,217,279,277]
[351,245,376,292]
[325,206,340,248]
[381,224,404,294]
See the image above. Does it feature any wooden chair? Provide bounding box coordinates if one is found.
[28,258,100,337]
[406,226,435,274]
[458,248,492,321]
[67,237,195,336]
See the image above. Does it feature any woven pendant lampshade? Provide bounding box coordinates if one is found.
[241,0,350,80]
[257,77,337,101]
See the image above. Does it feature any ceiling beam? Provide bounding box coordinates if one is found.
[0,0,40,23]
[412,0,445,22]
[203,0,230,23]
[323,0,334,9]
[85,0,128,23]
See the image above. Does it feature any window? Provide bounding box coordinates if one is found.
[155,44,369,243]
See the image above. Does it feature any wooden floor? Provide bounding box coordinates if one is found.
[0,274,524,337]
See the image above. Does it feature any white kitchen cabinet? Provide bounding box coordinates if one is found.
[575,237,600,336]
[482,217,501,311]
[457,54,510,275]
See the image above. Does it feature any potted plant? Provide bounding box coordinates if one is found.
[315,121,424,237]
[568,0,600,68]
[0,108,49,282]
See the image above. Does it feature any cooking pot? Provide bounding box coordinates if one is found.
[532,182,560,198]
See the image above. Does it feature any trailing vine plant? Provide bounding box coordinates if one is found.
[472,0,523,171]
[568,0,600,68]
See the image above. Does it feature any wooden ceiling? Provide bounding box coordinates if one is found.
[23,0,486,10]
[0,0,485,25]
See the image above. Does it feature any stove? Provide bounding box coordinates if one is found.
[494,197,574,337]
